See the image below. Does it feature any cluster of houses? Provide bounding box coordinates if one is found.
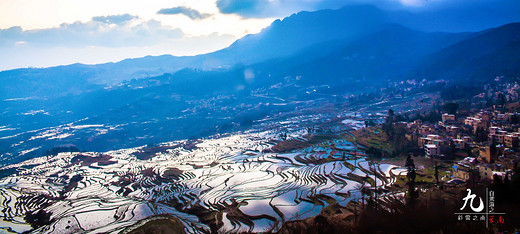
[405,107,518,182]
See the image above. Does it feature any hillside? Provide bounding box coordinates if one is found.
[1,8,520,165]
[414,23,520,82]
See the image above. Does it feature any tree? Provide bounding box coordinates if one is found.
[387,109,394,124]
[435,161,439,184]
[424,111,442,123]
[511,114,519,125]
[383,109,395,135]
[371,161,379,211]
[497,93,506,106]
[405,154,418,205]
[449,140,457,159]
[465,145,474,157]
[364,119,375,128]
[489,140,497,163]
[513,138,519,150]
[405,154,416,183]
[279,131,287,140]
[475,127,488,142]
[442,102,459,115]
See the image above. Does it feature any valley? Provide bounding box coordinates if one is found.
[0,113,405,233]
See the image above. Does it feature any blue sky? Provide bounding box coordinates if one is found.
[0,0,518,70]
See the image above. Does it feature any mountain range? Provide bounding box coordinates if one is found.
[2,5,519,99]
[1,4,519,164]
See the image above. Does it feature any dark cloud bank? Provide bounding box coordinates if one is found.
[216,0,520,32]
[157,6,211,20]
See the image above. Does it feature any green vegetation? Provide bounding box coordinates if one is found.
[271,134,336,153]
[346,125,418,157]
[347,127,392,153]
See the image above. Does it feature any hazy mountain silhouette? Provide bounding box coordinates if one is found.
[413,23,520,82]
[2,5,519,100]
[1,5,520,164]
[0,5,397,98]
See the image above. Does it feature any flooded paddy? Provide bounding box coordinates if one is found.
[0,128,405,233]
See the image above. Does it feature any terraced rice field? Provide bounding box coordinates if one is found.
[0,130,405,233]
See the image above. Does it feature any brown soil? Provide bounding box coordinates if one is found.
[123,215,186,234]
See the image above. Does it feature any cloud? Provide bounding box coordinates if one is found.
[157,6,211,20]
[92,14,138,25]
[215,0,372,18]
[214,0,395,18]
[216,0,268,17]
[0,16,183,48]
[215,0,520,20]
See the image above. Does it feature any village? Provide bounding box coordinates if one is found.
[353,78,520,186]
[419,108,518,183]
